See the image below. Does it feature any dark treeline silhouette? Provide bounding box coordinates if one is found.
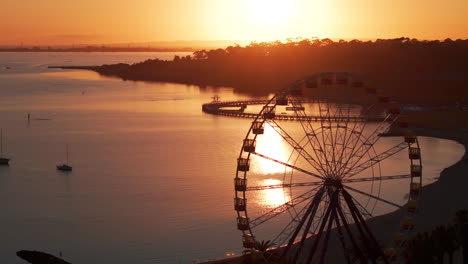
[88,37,467,104]
[404,209,468,264]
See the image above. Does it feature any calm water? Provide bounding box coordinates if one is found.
[0,52,464,264]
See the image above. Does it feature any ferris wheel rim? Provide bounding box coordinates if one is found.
[234,72,422,263]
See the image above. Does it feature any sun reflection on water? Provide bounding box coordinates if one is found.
[257,179,291,207]
[252,124,291,175]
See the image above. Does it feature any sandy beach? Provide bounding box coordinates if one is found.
[201,109,468,264]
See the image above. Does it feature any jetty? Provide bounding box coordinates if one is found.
[202,99,385,122]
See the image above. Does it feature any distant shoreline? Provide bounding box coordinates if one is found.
[47,38,468,104]
[0,47,195,52]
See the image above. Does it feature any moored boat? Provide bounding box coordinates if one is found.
[57,144,72,171]
[0,129,10,165]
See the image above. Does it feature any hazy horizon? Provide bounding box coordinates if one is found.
[1,0,467,46]
[2,36,466,50]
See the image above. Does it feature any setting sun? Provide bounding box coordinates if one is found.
[246,0,293,27]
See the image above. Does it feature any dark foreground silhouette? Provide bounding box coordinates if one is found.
[16,250,71,264]
[51,37,468,105]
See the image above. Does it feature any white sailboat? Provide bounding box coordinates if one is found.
[0,129,10,165]
[57,144,72,171]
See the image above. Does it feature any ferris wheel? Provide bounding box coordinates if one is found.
[234,73,422,263]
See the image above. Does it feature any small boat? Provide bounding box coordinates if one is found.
[0,129,10,165]
[57,144,72,171]
[57,164,72,171]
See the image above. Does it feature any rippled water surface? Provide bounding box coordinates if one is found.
[0,52,464,263]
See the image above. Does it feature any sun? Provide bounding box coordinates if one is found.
[247,0,293,27]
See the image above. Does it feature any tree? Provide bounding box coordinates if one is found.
[454,209,468,264]
[403,232,437,264]
[241,240,277,264]
[433,225,460,264]
[255,240,274,252]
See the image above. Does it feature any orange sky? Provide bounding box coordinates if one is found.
[1,0,467,46]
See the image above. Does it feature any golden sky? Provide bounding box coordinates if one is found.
[1,0,467,46]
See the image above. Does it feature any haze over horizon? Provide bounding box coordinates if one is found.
[1,0,467,46]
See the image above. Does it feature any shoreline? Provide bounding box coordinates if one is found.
[200,113,468,263]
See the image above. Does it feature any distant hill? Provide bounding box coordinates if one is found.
[52,37,468,105]
[0,40,248,52]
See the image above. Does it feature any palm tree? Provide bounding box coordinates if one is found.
[241,240,276,264]
[403,232,437,264]
[433,225,460,264]
[454,209,468,264]
[241,248,261,264]
[255,240,274,252]
[346,237,382,263]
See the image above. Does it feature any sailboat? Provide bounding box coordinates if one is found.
[57,144,72,171]
[0,129,10,165]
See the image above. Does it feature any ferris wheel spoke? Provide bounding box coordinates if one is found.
[273,193,329,255]
[343,185,403,209]
[270,197,316,248]
[350,195,373,219]
[246,179,323,191]
[328,104,350,177]
[316,100,340,176]
[342,141,409,179]
[266,120,328,176]
[251,151,324,180]
[332,105,370,178]
[337,114,395,176]
[334,111,371,178]
[343,174,411,183]
[249,185,323,228]
[288,99,332,174]
[245,174,409,191]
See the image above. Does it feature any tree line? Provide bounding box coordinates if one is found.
[94,38,468,104]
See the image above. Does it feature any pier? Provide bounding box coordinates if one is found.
[202,99,385,122]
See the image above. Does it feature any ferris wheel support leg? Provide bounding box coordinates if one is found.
[335,210,353,264]
[291,189,328,263]
[318,204,338,264]
[336,202,367,264]
[305,191,339,264]
[281,187,325,262]
[342,189,390,264]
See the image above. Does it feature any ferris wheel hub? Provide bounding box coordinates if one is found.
[324,178,343,188]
